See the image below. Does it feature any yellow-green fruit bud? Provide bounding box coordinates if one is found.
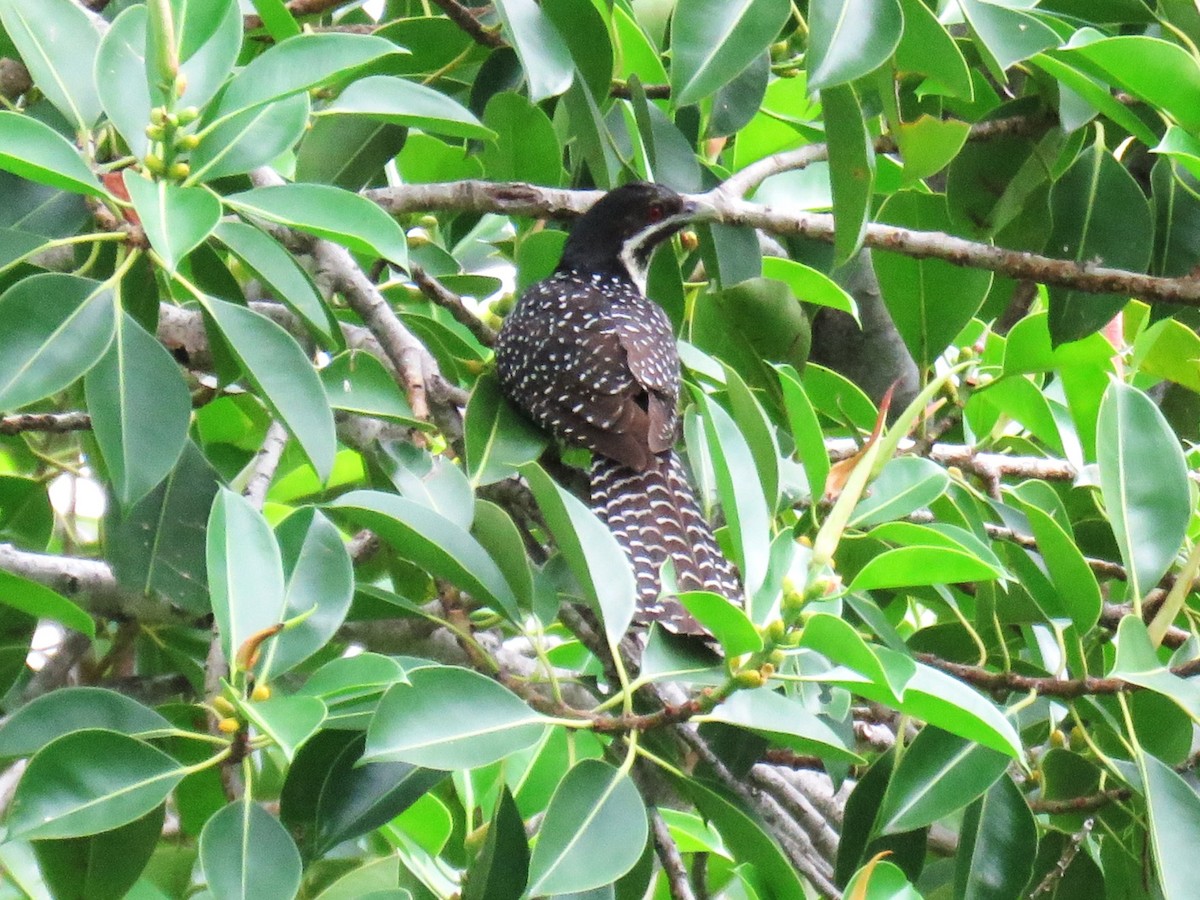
[1070,725,1087,749]
[1050,728,1067,749]
[251,684,271,701]
[734,669,764,689]
[759,663,776,679]
[680,230,699,252]
[178,106,200,124]
[145,124,166,141]
[178,133,200,151]
[769,40,790,60]
[766,620,787,643]
[144,153,165,174]
[150,107,167,125]
[169,162,190,180]
[768,649,786,668]
[165,112,179,127]
[1027,768,1042,785]
[217,717,240,734]
[407,231,429,247]
[418,214,439,230]
[212,696,236,715]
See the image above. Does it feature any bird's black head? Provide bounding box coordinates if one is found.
[558,182,696,290]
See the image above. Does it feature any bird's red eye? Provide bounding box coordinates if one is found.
[647,204,664,223]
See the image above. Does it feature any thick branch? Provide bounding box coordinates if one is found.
[0,412,91,435]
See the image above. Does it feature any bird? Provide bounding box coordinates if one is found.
[494,181,742,633]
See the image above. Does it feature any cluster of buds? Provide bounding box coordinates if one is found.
[143,104,200,182]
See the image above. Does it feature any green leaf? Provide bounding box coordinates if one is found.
[95,6,153,158]
[164,0,243,112]
[0,687,169,761]
[670,0,791,106]
[691,391,770,597]
[329,490,520,621]
[638,624,725,685]
[799,613,915,703]
[1109,617,1200,722]
[807,0,903,91]
[33,804,165,900]
[0,273,115,412]
[6,730,184,840]
[761,256,858,320]
[958,0,1060,82]
[319,350,417,425]
[321,75,496,140]
[705,689,862,763]
[214,221,337,347]
[849,456,950,528]
[715,278,813,375]
[823,83,874,265]
[472,500,535,612]
[189,93,311,183]
[677,591,762,656]
[0,476,52,551]
[199,296,337,480]
[955,775,1037,900]
[521,462,637,643]
[242,696,326,761]
[872,191,993,370]
[894,0,973,100]
[364,665,548,769]
[1047,139,1152,345]
[464,787,528,900]
[225,183,408,268]
[493,0,574,102]
[105,440,219,615]
[479,92,565,186]
[248,0,301,40]
[1034,54,1158,147]
[257,508,353,680]
[877,727,1009,834]
[85,312,191,509]
[0,0,102,131]
[206,488,287,666]
[200,802,302,900]
[211,33,404,122]
[1097,381,1190,602]
[296,653,408,729]
[0,569,93,637]
[849,545,1003,592]
[0,113,104,197]
[1141,750,1200,900]
[281,730,444,860]
[1019,500,1101,632]
[464,375,548,487]
[526,759,648,896]
[777,365,830,502]
[843,859,922,899]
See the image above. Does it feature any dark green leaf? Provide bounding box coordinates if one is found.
[807,0,902,91]
[955,775,1037,900]
[0,476,52,551]
[463,787,528,900]
[189,93,311,183]
[0,569,94,637]
[493,0,574,101]
[200,802,302,900]
[0,688,170,761]
[479,92,565,186]
[322,76,495,140]
[33,804,165,900]
[1141,750,1200,900]
[823,84,874,265]
[670,0,791,106]
[464,375,547,487]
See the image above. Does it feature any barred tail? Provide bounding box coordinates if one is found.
[590,450,742,634]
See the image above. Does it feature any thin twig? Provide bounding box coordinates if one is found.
[652,809,698,900]
[411,265,498,347]
[244,0,357,29]
[0,412,92,435]
[429,0,505,48]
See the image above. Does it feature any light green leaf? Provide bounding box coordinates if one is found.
[807,0,903,91]
[959,0,1059,82]
[877,727,1009,834]
[0,113,105,198]
[823,83,874,265]
[206,488,287,667]
[329,490,521,621]
[705,689,862,763]
[85,312,191,509]
[464,375,547,487]
[799,613,915,703]
[670,0,791,106]
[526,759,647,896]
[320,350,418,425]
[95,5,153,157]
[0,687,169,760]
[241,696,326,761]
[0,570,94,637]
[122,172,221,273]
[0,273,115,412]
[364,665,548,769]
[200,802,302,900]
[225,183,408,268]
[1020,500,1102,633]
[6,730,184,840]
[850,545,1002,592]
[479,92,565,186]
[1097,381,1190,602]
[894,0,973,100]
[1110,617,1200,723]
[189,93,311,183]
[849,456,950,528]
[321,76,496,140]
[777,364,830,502]
[0,0,103,131]
[493,0,574,102]
[1141,750,1200,900]
[678,591,762,657]
[761,257,859,321]
[199,296,338,480]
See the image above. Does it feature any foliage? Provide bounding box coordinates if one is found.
[0,0,1197,898]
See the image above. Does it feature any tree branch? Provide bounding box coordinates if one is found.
[0,412,92,435]
[244,0,357,30]
[428,0,505,48]
[410,265,498,347]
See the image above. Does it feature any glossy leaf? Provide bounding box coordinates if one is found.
[521,462,637,642]
[479,92,565,186]
[678,591,761,656]
[877,727,1010,834]
[823,83,874,265]
[206,488,287,666]
[955,775,1038,900]
[320,350,418,425]
[849,456,950,528]
[1141,750,1200,900]
[95,6,153,158]
[670,0,791,106]
[1109,617,1200,722]
[0,113,105,197]
[364,665,548,769]
[464,787,528,900]
[1097,381,1190,602]
[199,296,338,480]
[464,375,548,487]
[526,759,648,896]
[189,93,311,182]
[850,545,1003,592]
[0,0,102,130]
[33,804,165,900]
[225,184,409,268]
[242,696,326,761]
[959,0,1059,82]
[214,221,336,347]
[0,273,115,412]
[894,0,973,100]
[0,688,168,762]
[761,256,859,320]
[323,75,495,140]
[85,312,191,508]
[329,489,521,621]
[494,0,574,102]
[0,569,94,637]
[1020,500,1102,632]
[200,802,302,900]
[7,730,184,840]
[807,0,903,91]
[705,689,862,763]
